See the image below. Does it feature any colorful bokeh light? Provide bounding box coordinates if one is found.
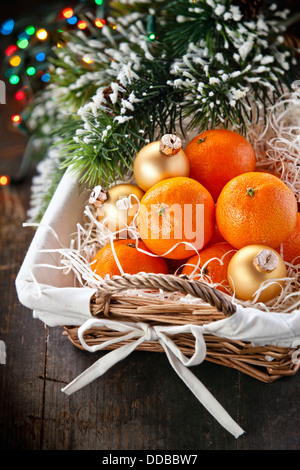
[26,66,36,76]
[11,114,22,124]
[9,75,20,85]
[9,55,21,67]
[36,52,46,62]
[15,90,26,101]
[18,31,29,40]
[41,73,51,82]
[25,25,35,36]
[1,18,14,36]
[36,28,48,40]
[95,18,105,28]
[67,16,78,25]
[82,56,94,64]
[5,45,17,56]
[62,7,73,19]
[77,20,87,30]
[0,175,10,186]
[17,38,29,49]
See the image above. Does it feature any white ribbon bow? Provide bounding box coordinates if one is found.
[61,318,245,438]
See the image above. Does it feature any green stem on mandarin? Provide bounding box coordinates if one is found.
[156,204,168,216]
[246,187,256,198]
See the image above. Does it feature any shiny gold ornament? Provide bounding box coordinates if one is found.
[89,183,144,234]
[227,245,287,303]
[133,134,190,191]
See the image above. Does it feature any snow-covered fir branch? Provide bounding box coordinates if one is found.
[25,0,299,221]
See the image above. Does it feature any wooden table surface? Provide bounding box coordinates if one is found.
[1,1,300,452]
[1,110,300,453]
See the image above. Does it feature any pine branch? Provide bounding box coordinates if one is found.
[23,0,300,222]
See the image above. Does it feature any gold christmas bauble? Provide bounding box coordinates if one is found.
[133,134,190,191]
[227,245,287,303]
[89,183,144,234]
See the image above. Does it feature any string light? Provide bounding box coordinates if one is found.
[25,25,35,36]
[0,175,10,186]
[5,45,17,56]
[62,7,73,19]
[17,38,29,49]
[36,52,46,62]
[67,16,78,25]
[82,56,93,64]
[26,66,36,76]
[95,18,105,28]
[11,114,22,124]
[36,28,48,40]
[1,18,14,36]
[147,14,156,41]
[9,55,21,67]
[18,31,29,40]
[9,74,20,85]
[15,90,26,101]
[41,73,50,83]
[5,68,14,78]
[77,20,87,30]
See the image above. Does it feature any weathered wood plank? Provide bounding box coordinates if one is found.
[0,181,46,450]
[1,0,300,448]
[1,177,300,450]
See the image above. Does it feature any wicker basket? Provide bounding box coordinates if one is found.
[63,272,300,384]
[61,27,300,384]
[16,170,300,439]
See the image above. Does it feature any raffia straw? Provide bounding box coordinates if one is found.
[30,91,300,315]
[57,91,300,385]
[49,195,298,315]
[246,89,300,202]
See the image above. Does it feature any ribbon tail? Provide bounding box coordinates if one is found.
[161,342,245,439]
[62,336,145,395]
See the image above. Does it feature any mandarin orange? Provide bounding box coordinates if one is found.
[184,129,256,201]
[216,172,298,250]
[182,242,236,293]
[137,176,215,259]
[90,239,168,277]
[209,220,226,244]
[278,212,300,264]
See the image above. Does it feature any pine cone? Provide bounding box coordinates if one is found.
[102,84,123,106]
[231,0,264,19]
[284,33,300,56]
[102,83,125,115]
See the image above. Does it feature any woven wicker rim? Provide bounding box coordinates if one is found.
[90,273,236,317]
[66,25,300,383]
[62,272,300,383]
